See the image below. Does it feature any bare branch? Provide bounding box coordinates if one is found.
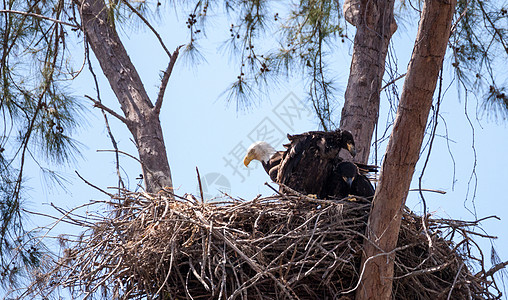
[196,167,205,203]
[408,188,446,194]
[476,0,508,54]
[0,9,79,28]
[75,171,115,197]
[21,189,501,299]
[84,95,130,125]
[380,73,406,91]
[154,46,183,115]
[97,149,141,164]
[85,41,126,192]
[484,260,508,278]
[447,262,464,300]
[392,261,452,279]
[120,0,171,57]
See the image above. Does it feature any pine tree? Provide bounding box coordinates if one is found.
[0,0,506,296]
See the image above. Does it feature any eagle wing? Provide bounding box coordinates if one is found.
[351,174,375,200]
[277,133,337,198]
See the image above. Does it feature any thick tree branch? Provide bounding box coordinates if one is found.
[79,0,173,192]
[340,0,397,164]
[355,0,457,298]
[154,45,183,115]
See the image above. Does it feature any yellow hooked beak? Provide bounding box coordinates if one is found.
[347,142,356,157]
[243,153,255,167]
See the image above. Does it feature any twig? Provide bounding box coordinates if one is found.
[154,245,175,297]
[277,182,323,202]
[199,212,298,299]
[392,261,452,279]
[97,149,141,163]
[380,73,406,91]
[408,188,446,194]
[22,188,501,299]
[0,9,79,28]
[484,260,508,278]
[154,45,183,115]
[341,243,414,294]
[84,257,124,298]
[447,261,464,300]
[75,171,114,197]
[477,0,508,53]
[264,182,291,201]
[85,42,125,192]
[418,67,444,255]
[85,95,130,125]
[22,207,93,227]
[119,0,171,57]
[196,167,205,204]
[450,7,468,35]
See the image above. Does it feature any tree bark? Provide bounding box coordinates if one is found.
[78,0,173,193]
[340,0,397,164]
[355,0,456,299]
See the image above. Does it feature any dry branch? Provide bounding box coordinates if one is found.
[22,191,502,299]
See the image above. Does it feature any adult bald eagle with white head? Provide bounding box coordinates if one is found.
[244,129,373,199]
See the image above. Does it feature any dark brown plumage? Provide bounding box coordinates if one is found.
[244,129,375,199]
[261,151,283,182]
[275,129,357,198]
[327,161,375,200]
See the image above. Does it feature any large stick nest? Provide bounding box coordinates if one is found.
[30,189,502,299]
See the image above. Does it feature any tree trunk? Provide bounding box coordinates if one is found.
[78,0,173,192]
[340,0,397,164]
[355,0,456,299]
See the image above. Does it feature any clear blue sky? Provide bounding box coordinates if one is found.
[24,5,508,296]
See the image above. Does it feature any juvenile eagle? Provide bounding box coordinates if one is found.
[327,161,375,200]
[244,129,373,199]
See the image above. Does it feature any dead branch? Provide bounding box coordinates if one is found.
[20,191,502,299]
[0,9,79,28]
[85,95,130,125]
[154,46,183,115]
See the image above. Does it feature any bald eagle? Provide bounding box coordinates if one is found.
[242,141,283,182]
[244,129,374,199]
